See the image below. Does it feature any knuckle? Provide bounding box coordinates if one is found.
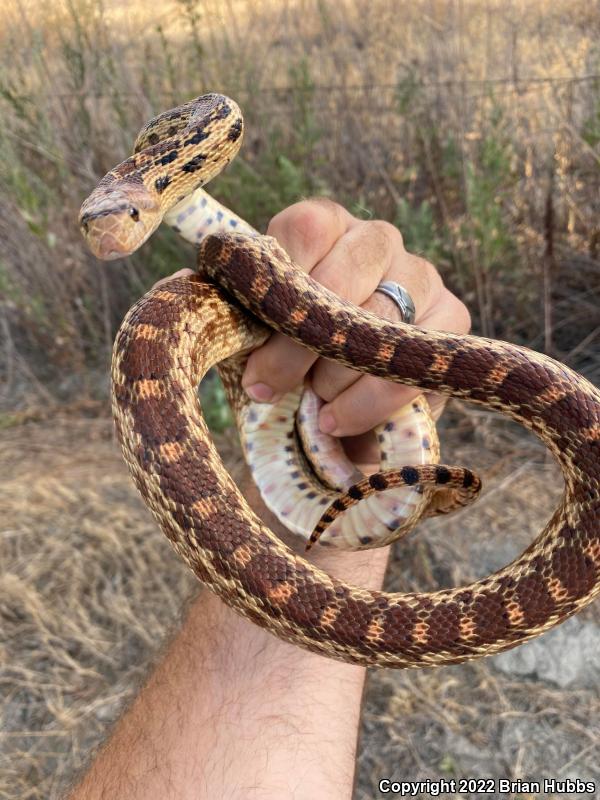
[416,256,444,309]
[440,288,471,333]
[429,265,445,301]
[267,199,342,260]
[370,219,404,250]
[152,268,193,289]
[245,339,309,392]
[246,344,280,383]
[340,220,392,276]
[453,296,472,333]
[317,260,351,299]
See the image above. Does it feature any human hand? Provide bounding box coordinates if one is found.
[153,199,470,580]
[240,198,470,467]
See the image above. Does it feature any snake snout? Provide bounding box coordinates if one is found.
[79,188,160,259]
[86,227,129,261]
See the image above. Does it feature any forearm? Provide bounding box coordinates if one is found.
[67,515,389,800]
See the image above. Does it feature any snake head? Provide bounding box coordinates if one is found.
[79,185,160,260]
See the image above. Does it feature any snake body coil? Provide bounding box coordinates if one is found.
[80,93,600,668]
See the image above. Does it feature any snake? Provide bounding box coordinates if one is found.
[79,92,600,668]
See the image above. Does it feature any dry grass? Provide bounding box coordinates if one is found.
[1,0,599,409]
[1,406,599,798]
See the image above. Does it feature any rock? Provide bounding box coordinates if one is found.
[492,617,600,688]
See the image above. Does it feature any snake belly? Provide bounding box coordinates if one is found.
[83,93,600,668]
[161,185,449,550]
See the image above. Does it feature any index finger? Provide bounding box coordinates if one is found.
[242,199,357,401]
[266,197,356,269]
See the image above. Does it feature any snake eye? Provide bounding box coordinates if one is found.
[129,207,140,222]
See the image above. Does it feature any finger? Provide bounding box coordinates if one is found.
[318,287,471,437]
[383,249,443,320]
[419,289,471,420]
[307,219,396,305]
[266,197,355,270]
[311,239,443,401]
[242,209,386,402]
[318,378,421,436]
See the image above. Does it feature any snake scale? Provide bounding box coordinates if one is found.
[79,93,600,668]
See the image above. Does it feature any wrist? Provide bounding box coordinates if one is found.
[178,549,388,798]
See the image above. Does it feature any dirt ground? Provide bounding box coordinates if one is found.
[1,403,599,799]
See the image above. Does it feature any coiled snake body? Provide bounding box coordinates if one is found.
[80,93,600,668]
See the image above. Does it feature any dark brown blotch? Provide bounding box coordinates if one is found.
[471,590,512,645]
[551,541,597,602]
[328,595,375,647]
[297,304,336,349]
[182,153,207,173]
[513,570,556,628]
[133,392,188,445]
[262,280,302,327]
[496,360,556,417]
[119,336,175,383]
[197,504,256,558]
[389,336,437,385]
[423,601,464,653]
[281,572,337,629]
[443,346,500,398]
[155,175,171,193]
[373,601,418,652]
[132,293,183,330]
[369,473,388,491]
[228,118,243,141]
[343,322,384,370]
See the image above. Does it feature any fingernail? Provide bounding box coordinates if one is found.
[319,409,338,435]
[246,382,275,402]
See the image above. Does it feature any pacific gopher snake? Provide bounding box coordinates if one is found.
[79,93,600,668]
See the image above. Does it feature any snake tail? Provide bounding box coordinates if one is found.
[308,464,481,550]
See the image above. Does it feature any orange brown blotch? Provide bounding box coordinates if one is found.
[536,384,568,406]
[377,342,395,360]
[191,496,218,519]
[547,576,569,602]
[251,273,271,299]
[267,582,297,604]
[459,615,477,640]
[153,289,180,303]
[412,620,430,645]
[136,379,164,400]
[366,617,385,643]
[290,308,308,324]
[430,352,452,377]
[505,599,525,626]
[486,364,510,388]
[159,441,185,463]
[319,605,340,628]
[582,423,600,442]
[331,330,347,346]
[585,540,600,568]
[232,543,254,568]
[134,323,163,341]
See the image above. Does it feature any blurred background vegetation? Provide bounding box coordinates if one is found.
[1,0,599,417]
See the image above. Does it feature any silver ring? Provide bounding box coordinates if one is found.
[374,281,416,324]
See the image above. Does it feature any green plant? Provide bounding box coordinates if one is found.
[460,102,518,336]
[394,197,448,265]
[199,372,234,433]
